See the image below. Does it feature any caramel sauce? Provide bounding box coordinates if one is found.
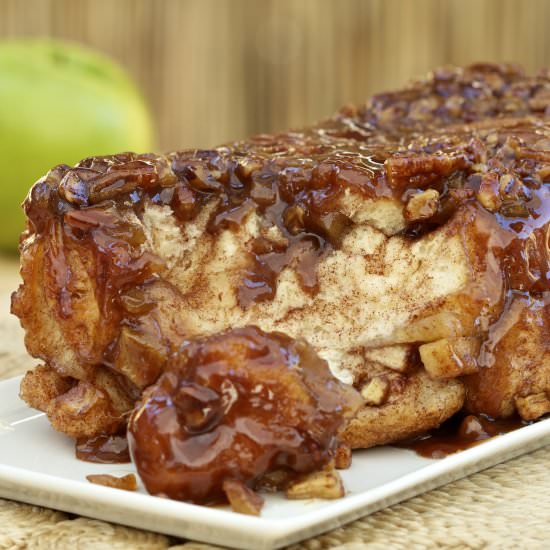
[397,413,528,459]
[76,433,130,464]
[127,326,362,504]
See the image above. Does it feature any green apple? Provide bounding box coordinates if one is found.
[0,39,154,253]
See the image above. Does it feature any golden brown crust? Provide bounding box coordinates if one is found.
[46,381,119,439]
[19,364,74,412]
[464,293,550,418]
[343,371,465,448]
[19,363,135,438]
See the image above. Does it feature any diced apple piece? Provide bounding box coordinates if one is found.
[420,337,481,379]
[360,377,390,405]
[86,473,137,491]
[515,393,550,421]
[390,312,464,344]
[364,345,414,373]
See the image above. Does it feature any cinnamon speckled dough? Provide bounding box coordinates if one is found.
[342,370,465,448]
[12,63,550,446]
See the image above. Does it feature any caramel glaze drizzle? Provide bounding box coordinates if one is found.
[76,432,130,464]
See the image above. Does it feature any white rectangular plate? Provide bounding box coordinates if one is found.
[1,375,550,549]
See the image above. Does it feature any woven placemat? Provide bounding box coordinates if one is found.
[0,260,548,549]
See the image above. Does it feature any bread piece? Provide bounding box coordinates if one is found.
[12,63,550,446]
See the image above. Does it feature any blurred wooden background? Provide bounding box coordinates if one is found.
[2,0,550,151]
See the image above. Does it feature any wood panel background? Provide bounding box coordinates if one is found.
[2,0,550,151]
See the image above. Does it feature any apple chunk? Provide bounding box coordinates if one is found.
[515,393,550,421]
[420,337,481,379]
[0,39,153,252]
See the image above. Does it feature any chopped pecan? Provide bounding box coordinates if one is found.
[286,469,345,500]
[477,171,502,212]
[404,189,440,221]
[385,153,469,190]
[223,480,264,516]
